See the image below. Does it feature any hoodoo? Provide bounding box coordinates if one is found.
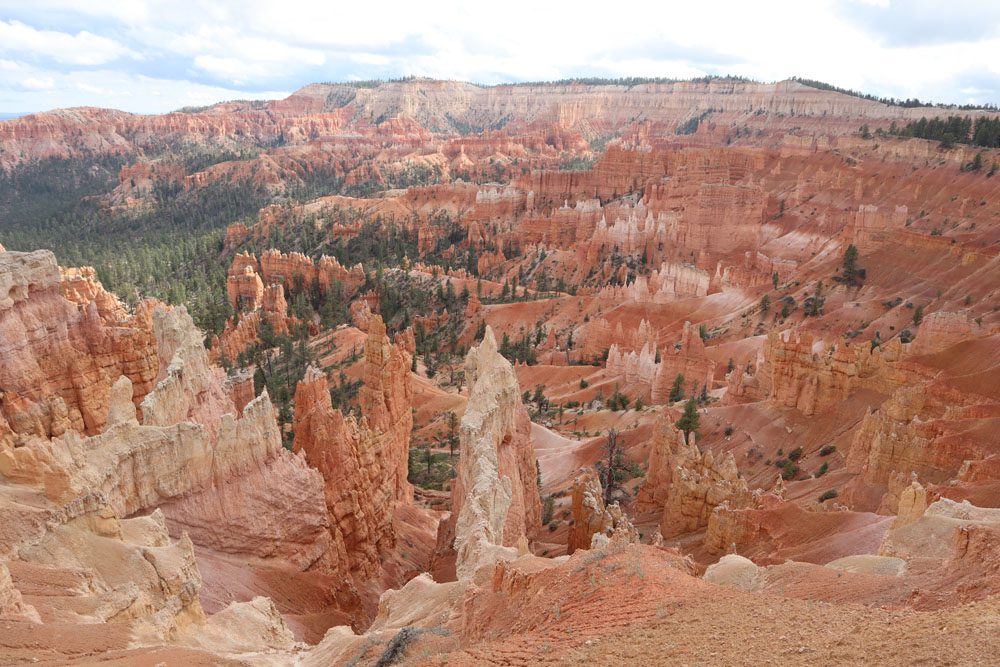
[3,64,1000,663]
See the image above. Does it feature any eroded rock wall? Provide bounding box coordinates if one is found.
[438,327,541,580]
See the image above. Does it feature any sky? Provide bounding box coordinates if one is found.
[0,0,998,115]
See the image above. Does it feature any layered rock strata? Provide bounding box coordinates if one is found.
[291,316,413,578]
[0,250,158,439]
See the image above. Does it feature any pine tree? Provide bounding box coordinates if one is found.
[446,411,459,457]
[676,397,700,444]
[668,373,686,403]
[596,428,629,505]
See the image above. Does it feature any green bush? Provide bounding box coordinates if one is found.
[819,445,836,457]
[818,489,839,502]
[781,461,800,480]
[542,495,555,525]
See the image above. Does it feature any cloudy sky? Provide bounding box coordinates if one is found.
[0,0,997,115]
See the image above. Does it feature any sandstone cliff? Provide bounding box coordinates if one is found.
[291,316,412,579]
[0,250,158,439]
[0,251,356,654]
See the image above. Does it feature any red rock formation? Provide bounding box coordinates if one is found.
[0,250,158,437]
[651,322,716,403]
[226,249,365,315]
[741,328,911,416]
[0,259,350,638]
[224,369,256,415]
[636,409,750,539]
[359,316,414,502]
[226,254,265,311]
[567,467,638,554]
[292,315,412,577]
[434,327,541,580]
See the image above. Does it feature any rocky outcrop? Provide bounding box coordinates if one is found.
[879,499,1000,562]
[650,322,716,403]
[440,327,541,580]
[603,321,715,402]
[292,315,413,578]
[0,249,351,662]
[845,385,931,490]
[748,328,909,415]
[635,412,690,513]
[5,361,337,577]
[660,447,751,539]
[567,467,638,554]
[636,410,751,538]
[0,250,158,438]
[360,316,414,502]
[0,258,343,582]
[226,256,266,312]
[0,563,39,622]
[893,478,929,529]
[908,311,984,356]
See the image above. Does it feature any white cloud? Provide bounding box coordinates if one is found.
[0,0,995,112]
[21,76,55,89]
[0,20,138,65]
[0,66,288,112]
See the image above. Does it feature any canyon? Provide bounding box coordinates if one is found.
[2,78,1000,664]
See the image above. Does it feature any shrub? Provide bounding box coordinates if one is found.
[819,444,836,456]
[579,378,589,389]
[818,489,838,503]
[815,462,830,478]
[542,495,555,524]
[607,388,630,411]
[788,447,803,462]
[724,425,734,437]
[375,627,423,667]
[781,461,800,480]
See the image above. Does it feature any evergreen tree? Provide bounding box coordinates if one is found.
[446,411,459,457]
[595,428,630,505]
[668,373,686,403]
[842,244,859,283]
[676,397,700,444]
